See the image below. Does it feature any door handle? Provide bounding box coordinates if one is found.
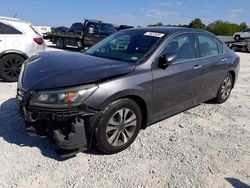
[221,58,227,62]
[0,40,2,42]
[193,65,202,70]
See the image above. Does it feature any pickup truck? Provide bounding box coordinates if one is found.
[47,19,117,49]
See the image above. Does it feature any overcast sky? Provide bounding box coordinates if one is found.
[0,0,249,27]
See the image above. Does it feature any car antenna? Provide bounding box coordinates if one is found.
[13,13,18,18]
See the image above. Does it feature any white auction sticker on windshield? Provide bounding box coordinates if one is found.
[144,32,165,38]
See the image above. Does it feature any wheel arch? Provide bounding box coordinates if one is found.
[234,34,241,39]
[87,94,149,149]
[98,91,149,130]
[229,70,235,88]
[0,50,29,60]
[120,95,148,130]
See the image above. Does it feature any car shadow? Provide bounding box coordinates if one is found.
[225,178,250,188]
[0,98,68,161]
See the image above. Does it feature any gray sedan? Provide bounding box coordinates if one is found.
[17,27,240,157]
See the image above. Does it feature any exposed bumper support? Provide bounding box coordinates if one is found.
[19,105,97,158]
[16,89,99,157]
[53,119,87,151]
[24,117,89,158]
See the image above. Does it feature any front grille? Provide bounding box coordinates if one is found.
[26,105,92,118]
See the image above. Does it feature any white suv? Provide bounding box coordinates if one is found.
[0,17,45,81]
[233,28,250,41]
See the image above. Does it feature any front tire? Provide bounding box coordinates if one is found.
[214,73,233,104]
[0,54,25,82]
[95,99,142,154]
[234,35,241,41]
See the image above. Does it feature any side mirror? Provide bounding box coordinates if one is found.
[158,53,177,69]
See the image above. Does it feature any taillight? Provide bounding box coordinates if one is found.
[33,38,44,45]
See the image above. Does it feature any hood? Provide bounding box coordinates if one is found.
[233,32,241,36]
[21,51,135,91]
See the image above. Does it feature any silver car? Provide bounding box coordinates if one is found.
[233,28,250,41]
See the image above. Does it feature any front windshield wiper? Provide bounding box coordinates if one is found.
[85,53,121,61]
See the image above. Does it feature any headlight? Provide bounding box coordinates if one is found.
[30,85,98,108]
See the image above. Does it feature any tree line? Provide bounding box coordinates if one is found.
[148,18,248,36]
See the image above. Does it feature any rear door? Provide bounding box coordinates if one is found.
[196,34,228,101]
[152,33,203,119]
[0,36,4,53]
[0,21,23,53]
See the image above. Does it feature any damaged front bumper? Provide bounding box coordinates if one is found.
[17,90,97,157]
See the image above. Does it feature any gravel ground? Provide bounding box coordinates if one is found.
[0,47,249,188]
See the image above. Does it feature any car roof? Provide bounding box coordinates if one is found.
[0,16,31,25]
[128,27,213,35]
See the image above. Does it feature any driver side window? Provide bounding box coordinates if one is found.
[86,24,96,34]
[162,34,195,63]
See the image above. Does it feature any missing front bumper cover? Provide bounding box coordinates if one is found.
[21,105,97,158]
[25,118,88,158]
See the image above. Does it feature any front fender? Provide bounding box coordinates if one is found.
[85,87,149,111]
[83,70,152,111]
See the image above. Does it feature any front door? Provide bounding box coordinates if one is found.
[0,22,6,52]
[152,34,203,119]
[0,36,4,52]
[84,23,100,46]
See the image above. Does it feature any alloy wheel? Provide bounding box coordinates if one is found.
[221,77,232,100]
[3,58,22,80]
[106,108,137,147]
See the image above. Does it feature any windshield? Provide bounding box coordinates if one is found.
[85,30,165,63]
[97,23,117,33]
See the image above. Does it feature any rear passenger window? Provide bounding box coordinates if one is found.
[0,22,22,34]
[198,35,223,57]
[163,34,196,63]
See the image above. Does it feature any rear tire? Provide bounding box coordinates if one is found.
[214,73,233,104]
[95,99,142,154]
[241,46,248,53]
[231,45,238,52]
[56,38,65,49]
[0,54,25,82]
